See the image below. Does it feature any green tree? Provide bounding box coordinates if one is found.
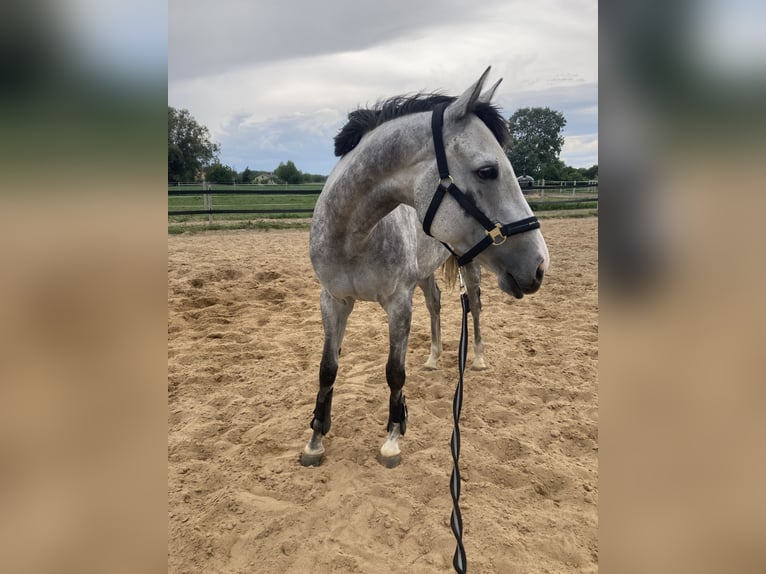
[301,172,327,184]
[540,159,565,181]
[540,160,593,182]
[506,107,566,179]
[168,106,220,182]
[238,167,256,184]
[205,162,237,183]
[582,164,598,179]
[168,144,185,181]
[274,160,302,184]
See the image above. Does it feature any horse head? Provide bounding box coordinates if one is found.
[415,68,550,298]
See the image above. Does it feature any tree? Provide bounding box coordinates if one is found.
[301,172,327,184]
[238,167,256,184]
[204,162,237,183]
[539,160,596,182]
[506,107,566,179]
[168,106,220,182]
[273,160,302,184]
[582,164,598,180]
[540,159,566,181]
[168,144,185,181]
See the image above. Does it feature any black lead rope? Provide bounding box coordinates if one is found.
[451,286,470,573]
[424,101,542,573]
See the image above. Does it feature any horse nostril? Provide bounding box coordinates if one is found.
[536,261,545,283]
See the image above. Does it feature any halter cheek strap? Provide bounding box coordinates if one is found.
[422,102,540,267]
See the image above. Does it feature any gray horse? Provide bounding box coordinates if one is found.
[301,68,549,467]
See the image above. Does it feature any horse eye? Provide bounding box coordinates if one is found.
[476,166,498,181]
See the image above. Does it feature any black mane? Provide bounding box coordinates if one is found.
[333,93,509,157]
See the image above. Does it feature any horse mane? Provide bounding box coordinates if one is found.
[334,93,509,157]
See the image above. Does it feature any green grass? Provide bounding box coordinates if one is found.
[168,193,319,223]
[167,210,596,234]
[531,200,598,211]
[167,189,597,233]
[537,209,598,219]
[168,183,324,193]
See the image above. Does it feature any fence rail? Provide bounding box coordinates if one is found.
[168,183,598,220]
[168,181,597,193]
[168,208,316,216]
[532,180,598,188]
[168,188,323,196]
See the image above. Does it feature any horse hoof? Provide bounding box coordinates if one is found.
[299,451,324,467]
[377,452,401,468]
[471,359,488,371]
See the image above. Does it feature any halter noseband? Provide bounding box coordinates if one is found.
[422,102,540,267]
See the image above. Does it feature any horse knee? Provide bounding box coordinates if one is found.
[432,284,441,310]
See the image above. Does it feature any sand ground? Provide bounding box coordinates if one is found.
[168,216,597,573]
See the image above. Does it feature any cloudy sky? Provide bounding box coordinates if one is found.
[169,0,597,176]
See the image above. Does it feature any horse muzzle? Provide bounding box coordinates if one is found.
[496,258,546,299]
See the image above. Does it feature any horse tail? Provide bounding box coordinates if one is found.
[443,255,459,292]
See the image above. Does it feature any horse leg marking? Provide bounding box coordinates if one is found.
[301,291,354,466]
[377,423,403,468]
[300,429,326,466]
[379,292,411,467]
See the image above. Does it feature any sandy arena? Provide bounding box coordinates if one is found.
[168,216,598,573]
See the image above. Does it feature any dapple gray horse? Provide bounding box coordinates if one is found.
[301,68,549,467]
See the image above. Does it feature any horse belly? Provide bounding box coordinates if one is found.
[320,264,404,302]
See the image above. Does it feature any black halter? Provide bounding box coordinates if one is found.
[422,102,540,267]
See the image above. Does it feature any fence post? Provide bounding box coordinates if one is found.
[204,182,213,225]
[573,180,576,196]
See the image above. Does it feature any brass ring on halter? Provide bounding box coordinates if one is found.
[486,223,507,245]
[440,175,455,187]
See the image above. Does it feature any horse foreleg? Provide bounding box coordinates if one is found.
[300,290,354,466]
[418,275,442,369]
[378,291,413,468]
[463,261,487,370]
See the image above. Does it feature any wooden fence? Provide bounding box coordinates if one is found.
[168,181,598,220]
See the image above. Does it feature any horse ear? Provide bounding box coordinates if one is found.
[448,66,492,121]
[478,78,502,104]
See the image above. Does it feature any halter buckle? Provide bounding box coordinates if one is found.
[440,175,455,187]
[486,223,507,245]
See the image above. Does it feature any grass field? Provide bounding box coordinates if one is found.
[168,193,319,222]
[168,183,325,193]
[168,186,597,233]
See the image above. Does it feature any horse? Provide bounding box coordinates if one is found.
[301,68,550,467]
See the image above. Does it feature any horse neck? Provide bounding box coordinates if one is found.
[321,116,432,249]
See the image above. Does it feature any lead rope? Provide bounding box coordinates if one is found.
[451,270,470,573]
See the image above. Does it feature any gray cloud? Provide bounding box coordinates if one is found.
[169,0,598,174]
[218,109,344,174]
[169,0,498,82]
